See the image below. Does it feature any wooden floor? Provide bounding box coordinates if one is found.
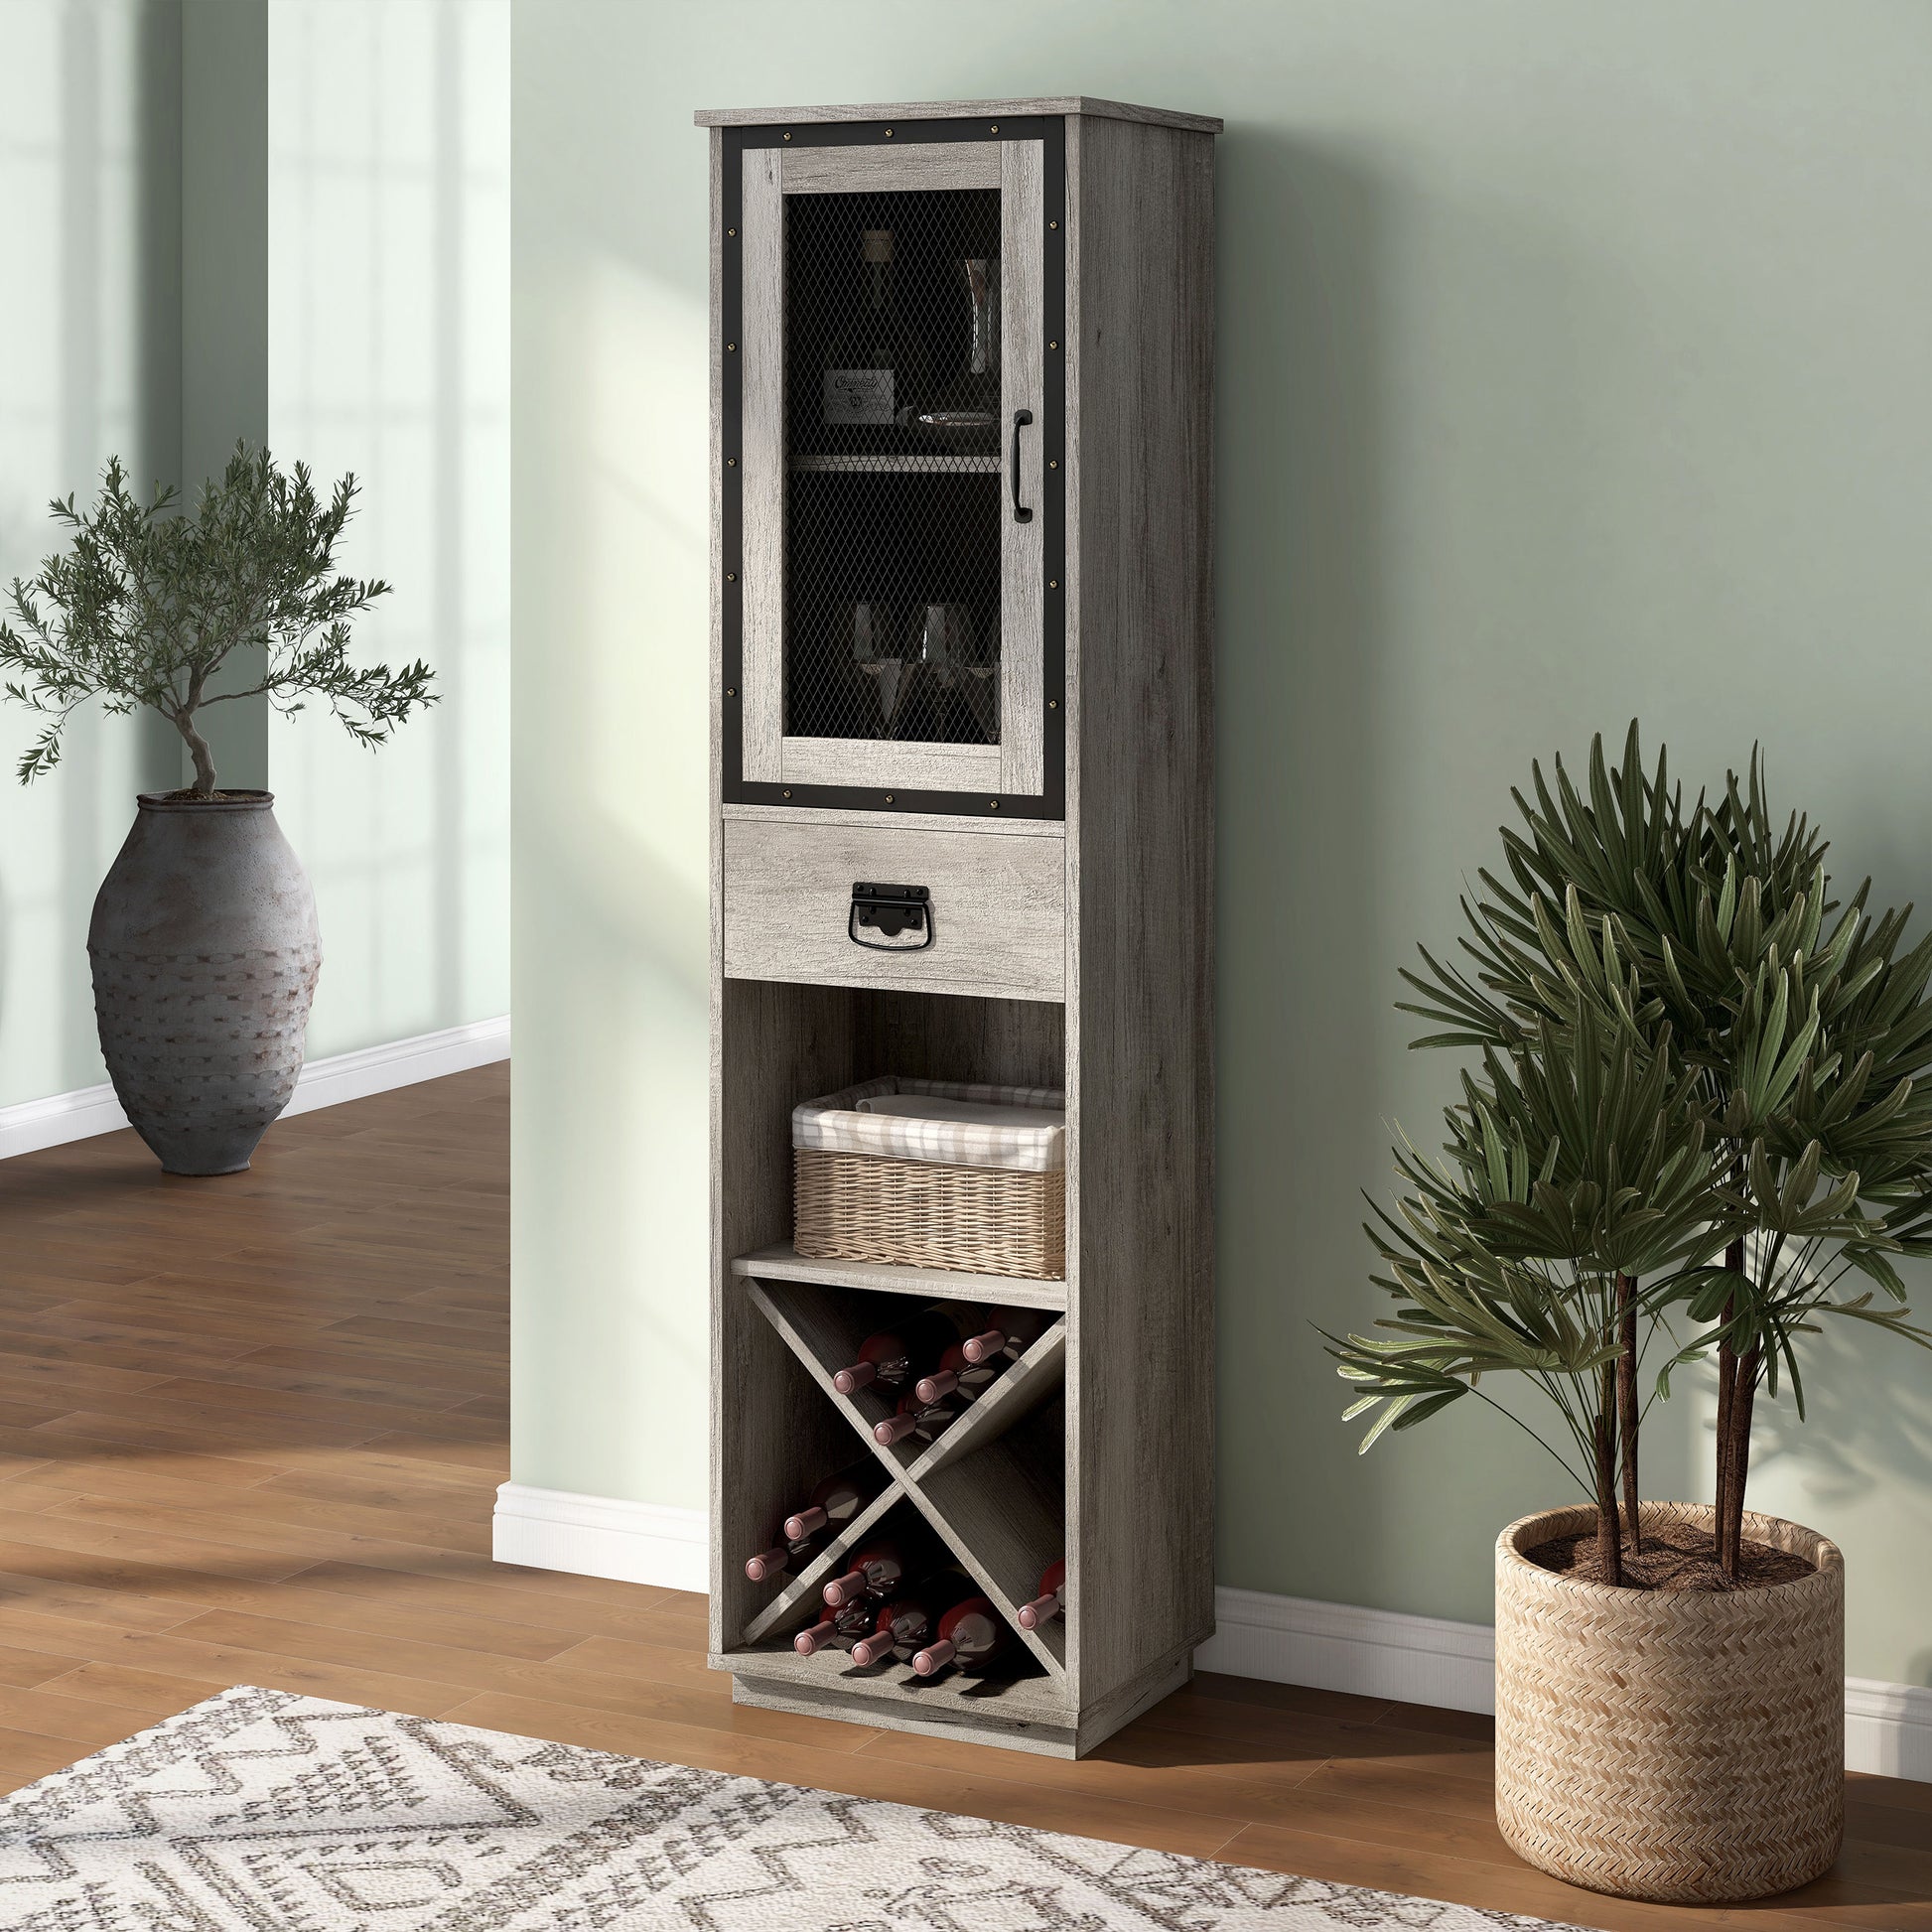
[0,1064,1923,1928]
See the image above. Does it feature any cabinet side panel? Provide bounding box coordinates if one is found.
[709,128,730,1653]
[711,128,725,801]
[710,979,855,1653]
[712,125,726,983]
[1067,116,1216,1712]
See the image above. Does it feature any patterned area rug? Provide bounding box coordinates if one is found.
[0,1686,1585,1929]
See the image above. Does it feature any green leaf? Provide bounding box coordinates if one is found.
[1343,718,1932,1519]
[0,444,423,790]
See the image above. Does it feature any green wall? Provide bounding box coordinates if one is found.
[511,0,1932,1687]
[0,0,508,1110]
[181,0,269,796]
[0,0,185,1110]
[267,0,511,1059]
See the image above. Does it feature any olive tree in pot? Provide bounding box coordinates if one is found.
[1336,726,1932,1905]
[0,447,435,1175]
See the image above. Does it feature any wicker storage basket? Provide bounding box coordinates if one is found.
[792,1077,1066,1280]
[1494,1501,1844,1904]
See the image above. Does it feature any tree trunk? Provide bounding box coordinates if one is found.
[173,709,217,797]
[1616,1272,1641,1557]
[1715,1327,1734,1568]
[1593,1362,1623,1587]
[1714,1235,1744,1568]
[1721,1344,1761,1581]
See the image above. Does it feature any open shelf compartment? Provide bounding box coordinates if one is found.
[727,1488,1065,1714]
[908,1318,1065,1480]
[912,1414,1066,1671]
[744,1278,929,1476]
[739,1474,906,1647]
[742,1273,1067,1680]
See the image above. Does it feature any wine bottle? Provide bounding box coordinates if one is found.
[743,1535,793,1585]
[911,1593,1013,1676]
[821,1534,915,1608]
[821,228,928,430]
[792,1596,874,1656]
[780,1457,888,1543]
[953,257,998,412]
[961,1307,1050,1366]
[873,1385,959,1448]
[848,1567,974,1667]
[1017,1557,1066,1629]
[913,1340,1000,1408]
[744,1456,888,1582]
[832,1304,963,1396]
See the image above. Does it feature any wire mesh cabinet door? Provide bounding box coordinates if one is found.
[731,126,1057,816]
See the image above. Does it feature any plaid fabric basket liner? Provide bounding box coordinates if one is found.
[791,1076,1066,1173]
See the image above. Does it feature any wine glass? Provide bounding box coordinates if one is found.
[958,613,1000,741]
[850,600,910,736]
[914,604,977,736]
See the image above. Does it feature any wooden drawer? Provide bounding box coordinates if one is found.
[722,817,1064,1002]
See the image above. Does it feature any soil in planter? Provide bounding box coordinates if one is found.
[1526,1519,1815,1591]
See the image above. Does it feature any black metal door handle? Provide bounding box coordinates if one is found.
[849,882,934,951]
[1010,410,1034,523]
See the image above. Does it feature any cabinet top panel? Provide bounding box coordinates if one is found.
[693,96,1222,134]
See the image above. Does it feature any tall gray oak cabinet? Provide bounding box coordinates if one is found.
[699,96,1218,1757]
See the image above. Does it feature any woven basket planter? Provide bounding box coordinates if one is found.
[1494,1501,1843,1904]
[793,1149,1066,1279]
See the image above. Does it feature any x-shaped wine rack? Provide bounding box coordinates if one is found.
[735,1271,1068,1684]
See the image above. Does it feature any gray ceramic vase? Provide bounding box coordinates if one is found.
[88,791,322,1176]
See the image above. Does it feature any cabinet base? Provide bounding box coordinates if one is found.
[728,1644,1195,1761]
[1074,1640,1199,1750]
[733,1672,1079,1757]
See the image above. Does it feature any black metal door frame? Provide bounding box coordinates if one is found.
[719,116,1066,821]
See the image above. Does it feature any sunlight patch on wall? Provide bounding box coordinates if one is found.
[0,0,180,1108]
[506,242,711,1506]
[267,0,509,1059]
[577,252,709,948]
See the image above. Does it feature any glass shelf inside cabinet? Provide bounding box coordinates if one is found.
[784,185,1005,749]
[789,455,1001,475]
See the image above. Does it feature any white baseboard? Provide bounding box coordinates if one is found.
[484,1489,1932,1784]
[0,1016,510,1161]
[0,1084,132,1159]
[492,1482,708,1595]
[1197,1585,1498,1715]
[1199,1584,1932,1782]
[1846,1675,1932,1782]
[280,1017,511,1119]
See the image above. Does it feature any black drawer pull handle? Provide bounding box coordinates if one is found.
[850,882,934,951]
[1010,409,1034,523]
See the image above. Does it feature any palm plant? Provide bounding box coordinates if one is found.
[1396,725,1932,1576]
[1331,993,1733,1583]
